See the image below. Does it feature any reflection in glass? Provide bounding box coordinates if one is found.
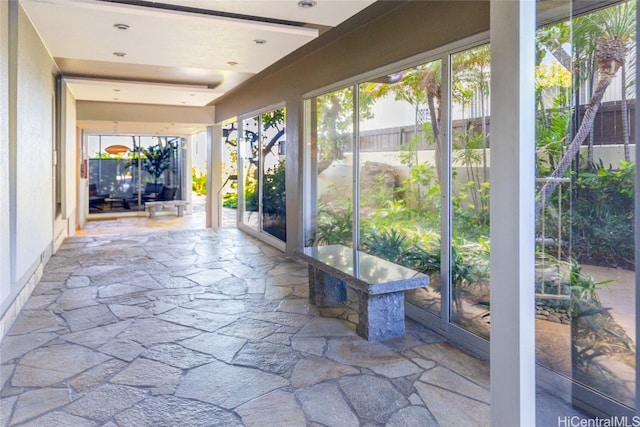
[241,116,260,232]
[221,122,239,216]
[306,88,354,248]
[450,45,491,339]
[239,110,287,243]
[358,61,443,317]
[535,0,636,411]
[88,135,182,214]
[261,109,286,241]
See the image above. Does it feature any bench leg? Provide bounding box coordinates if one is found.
[308,266,347,306]
[177,205,185,217]
[148,206,156,218]
[356,291,406,340]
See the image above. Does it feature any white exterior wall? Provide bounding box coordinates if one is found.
[0,1,11,331]
[15,4,54,279]
[0,3,61,339]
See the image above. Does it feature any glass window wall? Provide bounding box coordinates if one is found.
[238,108,287,244]
[305,0,637,414]
[450,44,491,340]
[87,135,184,214]
[305,89,354,248]
[358,62,443,318]
[535,0,636,414]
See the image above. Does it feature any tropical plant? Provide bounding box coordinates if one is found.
[314,203,353,246]
[570,160,635,268]
[361,226,408,264]
[452,45,491,182]
[132,138,178,187]
[262,160,286,217]
[537,1,636,211]
[192,167,207,196]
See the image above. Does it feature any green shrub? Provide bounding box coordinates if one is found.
[192,168,207,196]
[570,161,634,268]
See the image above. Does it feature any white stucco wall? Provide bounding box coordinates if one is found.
[0,1,10,314]
[1,2,62,338]
[14,5,54,281]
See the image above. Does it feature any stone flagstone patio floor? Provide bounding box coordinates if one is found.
[0,222,586,426]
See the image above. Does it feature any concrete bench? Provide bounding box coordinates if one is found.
[298,244,429,340]
[145,200,189,217]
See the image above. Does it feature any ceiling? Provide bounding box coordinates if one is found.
[21,0,376,135]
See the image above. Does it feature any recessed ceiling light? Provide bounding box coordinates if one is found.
[113,51,126,57]
[253,39,267,45]
[298,0,316,8]
[227,61,238,66]
[189,93,196,97]
[113,23,130,30]
[113,89,120,92]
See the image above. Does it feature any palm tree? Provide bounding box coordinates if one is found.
[537,1,635,212]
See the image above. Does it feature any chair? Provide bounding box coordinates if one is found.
[88,183,109,210]
[141,183,164,203]
[156,186,177,201]
[142,184,176,203]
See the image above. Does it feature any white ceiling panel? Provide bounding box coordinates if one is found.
[20,0,377,134]
[65,78,224,106]
[158,0,377,27]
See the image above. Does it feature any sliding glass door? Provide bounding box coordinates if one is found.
[535,0,636,415]
[238,107,287,245]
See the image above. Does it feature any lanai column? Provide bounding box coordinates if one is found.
[489,0,536,425]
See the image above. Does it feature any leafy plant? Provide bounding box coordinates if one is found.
[361,226,408,264]
[569,258,613,304]
[314,203,353,246]
[223,192,238,208]
[192,167,207,196]
[262,160,286,217]
[133,139,177,187]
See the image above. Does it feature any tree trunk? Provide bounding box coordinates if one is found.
[427,91,441,183]
[537,60,620,213]
[621,64,630,162]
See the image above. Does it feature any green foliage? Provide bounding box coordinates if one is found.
[452,181,490,237]
[192,167,206,196]
[569,161,635,268]
[397,138,440,212]
[361,174,399,208]
[404,243,441,275]
[367,200,411,228]
[262,160,286,217]
[403,163,441,210]
[361,227,408,264]
[244,176,258,212]
[315,204,353,245]
[569,258,613,305]
[133,140,177,185]
[450,235,490,288]
[223,192,238,209]
[536,110,571,175]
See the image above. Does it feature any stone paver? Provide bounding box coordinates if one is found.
[0,223,585,426]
